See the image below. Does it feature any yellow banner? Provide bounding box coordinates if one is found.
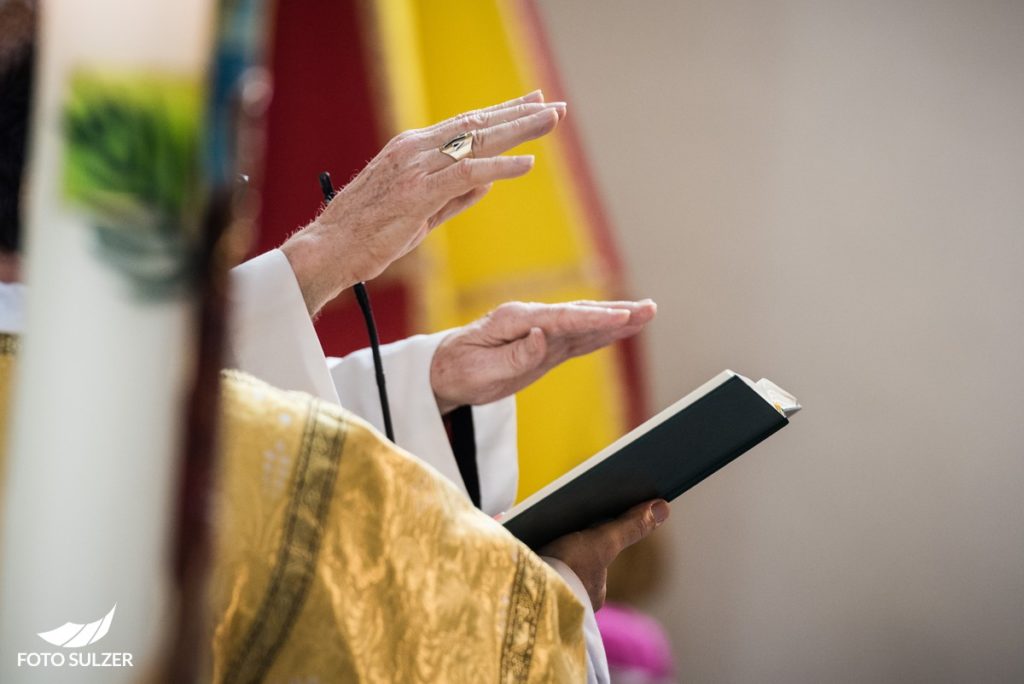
[370,0,630,500]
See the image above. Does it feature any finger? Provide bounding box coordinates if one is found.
[486,302,631,341]
[591,499,670,561]
[522,89,545,104]
[419,91,544,136]
[524,303,632,336]
[421,101,553,138]
[570,299,658,325]
[428,155,534,198]
[424,101,566,147]
[477,89,544,110]
[558,324,648,361]
[389,93,546,147]
[571,299,656,310]
[471,90,545,112]
[428,183,492,229]
[471,108,560,159]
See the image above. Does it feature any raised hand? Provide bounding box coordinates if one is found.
[430,299,656,414]
[281,91,566,314]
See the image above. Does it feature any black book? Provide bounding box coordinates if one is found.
[499,370,800,550]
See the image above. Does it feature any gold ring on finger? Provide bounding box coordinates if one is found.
[440,131,474,161]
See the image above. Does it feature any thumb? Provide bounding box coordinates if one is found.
[504,327,547,373]
[594,499,670,561]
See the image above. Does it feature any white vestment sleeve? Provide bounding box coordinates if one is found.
[227,249,519,515]
[226,249,340,403]
[542,557,610,684]
[328,332,519,516]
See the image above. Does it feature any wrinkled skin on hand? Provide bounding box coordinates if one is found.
[429,299,657,415]
[542,499,671,610]
[281,91,566,315]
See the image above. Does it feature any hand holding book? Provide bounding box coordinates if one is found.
[540,499,670,609]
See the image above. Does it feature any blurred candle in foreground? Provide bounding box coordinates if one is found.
[0,1,215,682]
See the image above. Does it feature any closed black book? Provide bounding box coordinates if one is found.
[500,370,800,550]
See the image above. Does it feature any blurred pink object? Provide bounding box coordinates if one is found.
[596,602,675,681]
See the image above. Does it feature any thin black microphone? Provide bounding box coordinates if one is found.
[319,171,395,442]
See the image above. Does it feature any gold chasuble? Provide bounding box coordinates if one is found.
[0,345,584,680]
[210,371,587,683]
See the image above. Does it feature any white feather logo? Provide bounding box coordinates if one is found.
[37,604,117,648]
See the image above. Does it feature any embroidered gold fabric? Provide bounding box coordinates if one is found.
[211,371,587,683]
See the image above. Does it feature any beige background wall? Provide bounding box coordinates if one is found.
[537,1,1024,681]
